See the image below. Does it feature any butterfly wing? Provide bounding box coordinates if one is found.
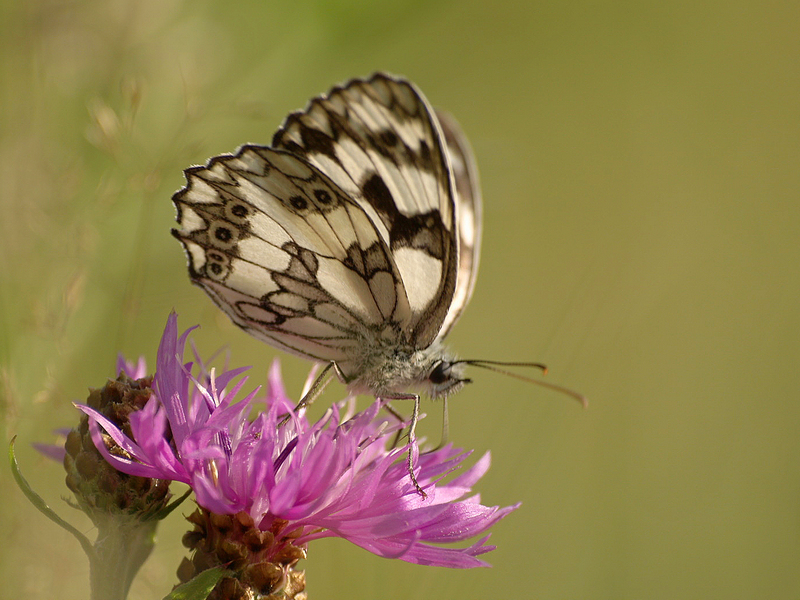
[272,73,460,349]
[432,109,482,340]
[172,145,412,380]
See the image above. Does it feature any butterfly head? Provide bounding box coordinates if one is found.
[353,341,471,399]
[426,359,472,397]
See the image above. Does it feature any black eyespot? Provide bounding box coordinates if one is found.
[214,227,232,242]
[289,196,308,210]
[209,263,223,275]
[231,204,248,218]
[429,362,449,385]
[314,189,332,204]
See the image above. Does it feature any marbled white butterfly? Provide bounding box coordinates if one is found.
[172,73,583,493]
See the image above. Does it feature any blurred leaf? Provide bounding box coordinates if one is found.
[150,486,193,522]
[8,437,95,560]
[163,567,232,600]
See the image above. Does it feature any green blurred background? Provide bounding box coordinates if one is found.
[2,0,799,598]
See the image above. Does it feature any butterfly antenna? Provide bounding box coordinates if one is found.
[459,360,588,408]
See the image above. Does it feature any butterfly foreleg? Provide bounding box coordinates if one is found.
[279,361,338,427]
[377,392,426,498]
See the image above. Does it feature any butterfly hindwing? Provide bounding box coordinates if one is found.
[272,73,459,348]
[172,144,413,379]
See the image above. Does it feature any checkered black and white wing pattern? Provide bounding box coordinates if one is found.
[272,73,464,349]
[172,145,413,380]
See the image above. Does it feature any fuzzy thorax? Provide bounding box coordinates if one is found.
[347,338,468,399]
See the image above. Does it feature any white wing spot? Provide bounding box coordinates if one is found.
[392,247,442,312]
[316,256,384,324]
[369,271,397,320]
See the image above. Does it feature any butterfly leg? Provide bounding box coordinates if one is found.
[279,361,337,426]
[378,392,426,498]
[379,402,409,449]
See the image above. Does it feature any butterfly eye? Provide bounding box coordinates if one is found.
[428,362,450,385]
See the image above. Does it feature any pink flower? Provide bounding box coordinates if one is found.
[78,313,519,568]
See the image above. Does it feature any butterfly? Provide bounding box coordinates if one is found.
[172,73,583,494]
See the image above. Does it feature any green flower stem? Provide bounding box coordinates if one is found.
[88,513,157,600]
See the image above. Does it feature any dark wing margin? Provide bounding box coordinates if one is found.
[433,109,482,340]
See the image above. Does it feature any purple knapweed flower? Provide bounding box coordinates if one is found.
[78,313,519,569]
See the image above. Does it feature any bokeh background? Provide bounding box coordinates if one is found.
[2,0,799,598]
